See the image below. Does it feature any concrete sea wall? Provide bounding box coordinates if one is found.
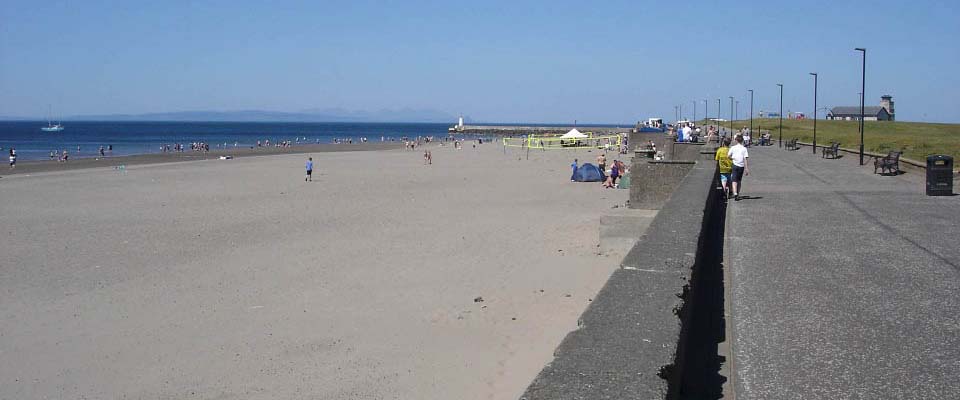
[520,160,727,399]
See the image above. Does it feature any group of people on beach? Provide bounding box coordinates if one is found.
[159,142,212,152]
[570,155,627,189]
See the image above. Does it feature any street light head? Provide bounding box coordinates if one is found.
[810,72,817,76]
[855,47,865,52]
[777,83,783,87]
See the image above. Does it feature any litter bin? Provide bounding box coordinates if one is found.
[926,155,953,196]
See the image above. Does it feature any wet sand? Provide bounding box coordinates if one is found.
[2,142,403,177]
[0,142,632,399]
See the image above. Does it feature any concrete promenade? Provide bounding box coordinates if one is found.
[726,145,960,399]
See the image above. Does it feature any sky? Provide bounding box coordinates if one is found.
[2,0,959,123]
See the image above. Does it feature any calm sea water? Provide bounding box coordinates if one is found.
[0,121,458,161]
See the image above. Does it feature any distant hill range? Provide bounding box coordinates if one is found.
[20,108,467,123]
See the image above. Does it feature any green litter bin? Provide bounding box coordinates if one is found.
[618,174,630,189]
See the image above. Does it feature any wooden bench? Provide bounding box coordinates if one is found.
[635,148,656,158]
[821,142,840,159]
[784,138,798,150]
[874,150,902,175]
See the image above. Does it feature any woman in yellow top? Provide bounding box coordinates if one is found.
[715,138,733,198]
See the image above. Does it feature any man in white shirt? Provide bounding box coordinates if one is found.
[682,125,693,142]
[727,134,750,201]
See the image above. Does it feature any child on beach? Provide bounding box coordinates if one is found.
[571,159,578,182]
[305,157,313,182]
[715,138,732,197]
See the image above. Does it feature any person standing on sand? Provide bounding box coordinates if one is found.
[728,134,750,201]
[597,153,606,175]
[609,160,620,187]
[570,159,578,182]
[715,137,732,198]
[305,157,314,182]
[9,147,16,169]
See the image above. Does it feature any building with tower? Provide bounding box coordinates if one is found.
[827,95,895,121]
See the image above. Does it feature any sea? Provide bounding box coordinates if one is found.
[0,121,463,161]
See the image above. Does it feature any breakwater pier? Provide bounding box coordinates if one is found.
[456,124,634,135]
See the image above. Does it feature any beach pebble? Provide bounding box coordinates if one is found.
[473,296,484,303]
[564,294,572,298]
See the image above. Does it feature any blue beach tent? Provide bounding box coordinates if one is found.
[573,163,604,182]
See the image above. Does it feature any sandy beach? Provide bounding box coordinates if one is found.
[0,142,633,399]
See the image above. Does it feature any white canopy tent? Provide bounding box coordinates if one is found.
[559,128,588,139]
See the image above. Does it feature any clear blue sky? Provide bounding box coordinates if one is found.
[2,0,958,123]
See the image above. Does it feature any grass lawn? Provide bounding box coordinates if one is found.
[704,118,960,162]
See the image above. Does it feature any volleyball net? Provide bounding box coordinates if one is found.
[501,133,623,150]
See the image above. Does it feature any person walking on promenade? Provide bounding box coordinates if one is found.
[305,157,314,182]
[715,138,732,198]
[570,159,579,182]
[728,134,750,201]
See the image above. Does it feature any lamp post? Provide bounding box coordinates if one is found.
[729,96,734,134]
[810,72,818,154]
[735,101,739,121]
[777,83,783,148]
[717,98,721,134]
[680,104,683,122]
[857,92,862,148]
[693,101,697,124]
[855,47,866,165]
[674,106,678,123]
[704,100,708,125]
[748,89,754,143]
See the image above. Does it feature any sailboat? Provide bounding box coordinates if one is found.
[41,105,64,132]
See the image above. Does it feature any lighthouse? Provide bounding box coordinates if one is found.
[457,115,464,130]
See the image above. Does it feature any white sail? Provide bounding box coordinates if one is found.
[41,105,64,132]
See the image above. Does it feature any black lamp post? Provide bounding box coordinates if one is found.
[717,98,721,134]
[810,72,818,154]
[735,101,739,122]
[693,101,697,124]
[729,96,734,134]
[748,89,754,142]
[777,83,783,148]
[680,104,683,122]
[704,100,708,125]
[855,47,866,165]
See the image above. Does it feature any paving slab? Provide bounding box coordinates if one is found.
[725,146,960,399]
